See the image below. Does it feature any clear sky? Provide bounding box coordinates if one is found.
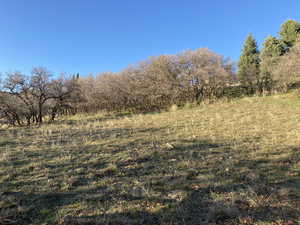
[1,0,300,76]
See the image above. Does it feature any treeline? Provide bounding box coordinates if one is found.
[1,20,300,126]
[77,19,300,114]
[237,19,300,94]
[78,48,235,113]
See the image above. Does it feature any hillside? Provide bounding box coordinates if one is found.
[0,91,300,225]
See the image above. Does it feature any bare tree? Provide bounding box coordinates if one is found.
[2,71,38,125]
[78,48,234,113]
[0,68,82,126]
[272,41,300,92]
[47,74,82,120]
[29,67,52,123]
[176,48,233,102]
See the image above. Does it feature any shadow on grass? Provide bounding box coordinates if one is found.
[1,137,300,225]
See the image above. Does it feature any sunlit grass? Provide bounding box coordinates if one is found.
[0,90,300,225]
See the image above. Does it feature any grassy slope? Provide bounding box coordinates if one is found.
[0,91,300,225]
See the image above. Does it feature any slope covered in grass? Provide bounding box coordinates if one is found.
[0,91,300,225]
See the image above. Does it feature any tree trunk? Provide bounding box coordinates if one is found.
[38,103,43,123]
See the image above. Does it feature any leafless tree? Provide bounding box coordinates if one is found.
[0,68,82,126]
[47,74,82,121]
[78,48,234,113]
[175,48,233,102]
[272,41,300,92]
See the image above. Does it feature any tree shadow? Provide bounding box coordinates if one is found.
[1,136,300,225]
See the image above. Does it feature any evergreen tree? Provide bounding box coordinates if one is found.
[237,34,260,90]
[259,36,285,93]
[279,19,300,48]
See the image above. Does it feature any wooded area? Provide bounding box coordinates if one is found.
[1,19,300,126]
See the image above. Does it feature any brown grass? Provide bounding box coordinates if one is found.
[0,91,300,225]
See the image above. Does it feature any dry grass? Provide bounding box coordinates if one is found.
[0,91,300,225]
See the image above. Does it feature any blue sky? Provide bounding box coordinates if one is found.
[0,0,300,76]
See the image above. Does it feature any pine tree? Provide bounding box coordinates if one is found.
[279,19,300,48]
[259,36,285,93]
[237,34,260,90]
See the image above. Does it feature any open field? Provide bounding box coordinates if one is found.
[0,91,300,225]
